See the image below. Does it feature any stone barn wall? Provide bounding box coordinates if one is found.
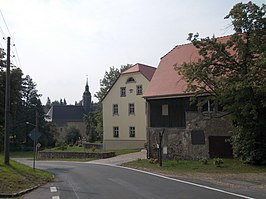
[147,111,232,160]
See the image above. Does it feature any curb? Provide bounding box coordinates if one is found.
[0,174,55,198]
[0,184,40,198]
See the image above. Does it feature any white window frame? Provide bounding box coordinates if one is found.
[113,126,119,138]
[128,103,135,115]
[136,85,143,95]
[120,87,126,97]
[113,104,118,115]
[129,126,135,137]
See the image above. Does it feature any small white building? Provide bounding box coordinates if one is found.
[102,63,156,150]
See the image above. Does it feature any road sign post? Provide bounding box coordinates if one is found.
[28,127,42,170]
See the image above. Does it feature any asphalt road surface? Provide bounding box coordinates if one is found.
[15,159,263,199]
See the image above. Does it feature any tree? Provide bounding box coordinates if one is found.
[65,126,81,145]
[177,2,266,164]
[89,64,132,142]
[94,66,120,102]
[84,102,103,142]
[95,64,132,102]
[44,97,52,113]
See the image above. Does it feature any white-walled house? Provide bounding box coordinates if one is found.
[102,63,156,150]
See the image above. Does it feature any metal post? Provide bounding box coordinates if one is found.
[159,128,164,167]
[4,37,11,165]
[33,110,39,170]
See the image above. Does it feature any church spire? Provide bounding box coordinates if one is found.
[85,75,89,92]
[83,75,91,114]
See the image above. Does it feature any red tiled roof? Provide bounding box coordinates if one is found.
[122,63,156,81]
[101,63,156,102]
[143,35,231,99]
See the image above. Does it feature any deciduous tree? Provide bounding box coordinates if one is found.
[177,2,266,164]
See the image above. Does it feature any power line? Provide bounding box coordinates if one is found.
[0,9,22,68]
[12,44,21,68]
[0,10,12,38]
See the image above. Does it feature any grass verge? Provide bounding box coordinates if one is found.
[10,151,33,158]
[122,159,266,174]
[0,155,53,195]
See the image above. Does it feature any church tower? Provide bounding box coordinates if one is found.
[82,77,91,115]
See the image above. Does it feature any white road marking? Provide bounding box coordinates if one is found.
[52,196,60,199]
[50,186,57,193]
[89,162,255,199]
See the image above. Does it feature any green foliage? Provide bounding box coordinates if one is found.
[0,156,53,195]
[177,2,266,165]
[84,102,103,142]
[0,55,57,150]
[94,66,120,102]
[199,158,208,165]
[213,158,224,167]
[88,64,132,143]
[55,140,67,150]
[94,64,132,101]
[65,126,81,144]
[123,158,266,174]
[0,125,3,152]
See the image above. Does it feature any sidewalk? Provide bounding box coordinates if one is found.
[88,149,146,165]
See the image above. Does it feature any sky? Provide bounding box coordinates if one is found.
[0,0,264,104]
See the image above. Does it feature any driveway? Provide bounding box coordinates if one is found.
[88,149,147,165]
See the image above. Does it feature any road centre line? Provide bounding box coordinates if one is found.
[52,196,60,199]
[89,162,255,199]
[50,186,57,193]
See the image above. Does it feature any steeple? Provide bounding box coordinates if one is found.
[85,76,89,92]
[82,76,91,114]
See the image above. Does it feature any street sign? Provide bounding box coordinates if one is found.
[28,128,42,141]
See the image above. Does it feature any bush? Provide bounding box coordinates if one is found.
[65,127,81,145]
[149,158,158,164]
[199,158,208,165]
[55,141,67,151]
[213,158,224,167]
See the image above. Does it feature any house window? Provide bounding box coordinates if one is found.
[126,77,135,83]
[129,126,135,137]
[113,104,118,115]
[191,130,205,145]
[113,126,119,138]
[128,103,135,115]
[136,85,143,95]
[120,87,126,97]
[162,104,168,116]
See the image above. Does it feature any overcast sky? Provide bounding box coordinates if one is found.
[0,0,264,104]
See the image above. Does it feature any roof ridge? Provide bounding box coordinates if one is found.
[138,63,157,70]
[160,34,232,60]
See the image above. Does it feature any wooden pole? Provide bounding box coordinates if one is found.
[4,37,11,165]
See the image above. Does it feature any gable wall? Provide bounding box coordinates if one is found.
[102,72,150,149]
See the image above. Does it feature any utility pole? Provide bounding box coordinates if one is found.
[4,37,11,165]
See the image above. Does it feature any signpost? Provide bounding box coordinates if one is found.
[28,127,42,170]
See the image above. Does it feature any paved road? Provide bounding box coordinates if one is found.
[14,158,262,199]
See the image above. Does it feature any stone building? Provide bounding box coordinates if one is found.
[46,79,92,140]
[143,36,233,160]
